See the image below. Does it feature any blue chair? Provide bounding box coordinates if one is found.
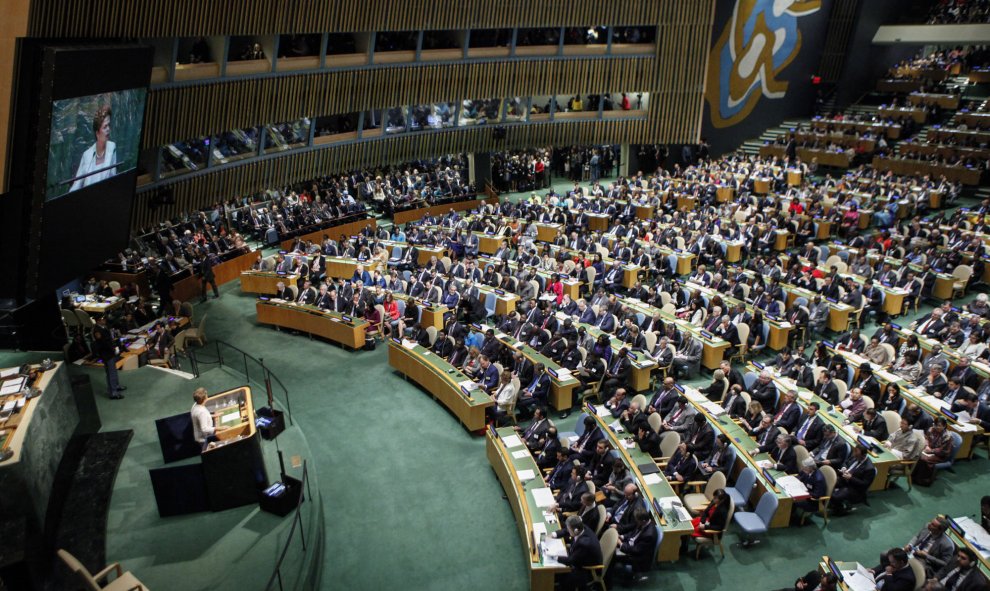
[837,250,850,262]
[733,491,779,547]
[388,246,403,266]
[667,255,678,275]
[743,371,758,392]
[395,299,406,317]
[934,431,963,471]
[750,324,770,357]
[402,270,412,282]
[558,412,589,443]
[818,246,830,262]
[484,293,497,318]
[635,312,645,326]
[794,296,808,308]
[725,467,757,510]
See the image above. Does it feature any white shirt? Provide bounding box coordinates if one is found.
[191,403,215,443]
[495,383,517,411]
[69,141,117,193]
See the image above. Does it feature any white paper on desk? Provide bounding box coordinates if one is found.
[554,368,572,380]
[921,395,949,410]
[620,438,636,449]
[495,332,508,339]
[642,473,662,485]
[532,487,555,508]
[954,516,990,557]
[517,469,537,482]
[876,370,898,383]
[609,419,625,433]
[458,380,479,391]
[401,339,418,350]
[778,322,792,329]
[684,388,707,402]
[776,475,811,499]
[512,450,531,459]
[271,298,285,303]
[0,378,26,395]
[555,312,568,321]
[2,400,15,412]
[703,402,726,416]
[756,459,773,469]
[502,434,524,448]
[797,391,813,402]
[542,538,567,566]
[568,435,579,444]
[0,368,18,378]
[954,421,978,432]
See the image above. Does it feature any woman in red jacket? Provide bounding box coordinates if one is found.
[691,488,731,539]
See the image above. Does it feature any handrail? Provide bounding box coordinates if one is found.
[186,339,293,425]
[265,461,312,591]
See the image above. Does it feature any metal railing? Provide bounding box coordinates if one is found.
[265,461,314,591]
[185,340,293,425]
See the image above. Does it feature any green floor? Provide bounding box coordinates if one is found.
[5,187,989,591]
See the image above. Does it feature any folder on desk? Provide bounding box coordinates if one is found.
[637,462,661,475]
[532,487,555,508]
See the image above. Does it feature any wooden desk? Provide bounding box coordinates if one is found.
[278,217,376,252]
[389,340,494,431]
[830,348,984,460]
[751,363,899,491]
[392,196,499,225]
[676,196,696,212]
[635,204,654,220]
[787,171,803,186]
[622,265,641,289]
[490,331,581,412]
[587,214,610,232]
[774,231,790,251]
[725,242,742,263]
[754,179,771,195]
[816,220,833,240]
[478,234,502,255]
[240,271,299,295]
[617,298,729,370]
[535,223,562,243]
[586,409,694,561]
[486,429,567,591]
[716,187,734,203]
[76,296,125,315]
[256,300,367,349]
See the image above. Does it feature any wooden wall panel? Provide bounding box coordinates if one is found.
[29,0,666,37]
[142,58,658,148]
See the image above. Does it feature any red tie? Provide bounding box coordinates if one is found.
[775,403,789,421]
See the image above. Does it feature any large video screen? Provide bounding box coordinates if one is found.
[46,88,147,200]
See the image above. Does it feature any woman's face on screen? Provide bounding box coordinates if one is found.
[97,116,111,144]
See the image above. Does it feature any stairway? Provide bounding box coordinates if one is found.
[739,119,806,156]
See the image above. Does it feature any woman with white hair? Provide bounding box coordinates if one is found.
[968,293,990,318]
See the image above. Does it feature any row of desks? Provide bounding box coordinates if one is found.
[747,362,900,492]
[825,347,985,459]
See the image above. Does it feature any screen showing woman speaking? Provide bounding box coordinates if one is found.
[45,88,147,201]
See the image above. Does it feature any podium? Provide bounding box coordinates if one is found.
[149,386,268,517]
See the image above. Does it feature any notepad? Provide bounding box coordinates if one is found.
[0,368,19,379]
[517,469,536,482]
[501,434,524,448]
[512,450,530,459]
[0,378,26,396]
[401,340,418,350]
[642,473,662,485]
[532,487,555,508]
[776,475,811,499]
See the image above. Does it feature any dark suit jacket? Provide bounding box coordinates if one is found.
[874,566,916,591]
[619,523,658,573]
[793,414,824,450]
[861,416,888,441]
[772,402,801,432]
[933,560,988,591]
[559,528,603,575]
[771,446,798,474]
